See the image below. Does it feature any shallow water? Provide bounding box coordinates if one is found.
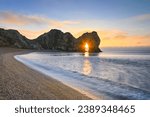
[15,47,150,99]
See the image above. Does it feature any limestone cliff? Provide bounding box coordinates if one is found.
[35,29,76,51]
[0,28,41,49]
[75,31,101,52]
[0,28,101,52]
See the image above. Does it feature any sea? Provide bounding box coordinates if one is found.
[14,47,150,99]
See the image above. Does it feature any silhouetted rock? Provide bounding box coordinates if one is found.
[75,31,101,52]
[0,28,41,49]
[35,29,76,51]
[0,28,101,52]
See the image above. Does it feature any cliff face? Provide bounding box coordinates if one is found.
[0,28,41,49]
[75,31,101,52]
[35,29,76,51]
[0,28,101,52]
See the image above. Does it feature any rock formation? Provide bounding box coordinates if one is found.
[35,29,76,51]
[0,28,41,49]
[0,28,101,52]
[75,31,101,52]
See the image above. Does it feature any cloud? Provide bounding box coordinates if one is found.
[0,11,149,47]
[98,29,128,40]
[19,29,48,39]
[130,14,150,22]
[0,11,80,39]
[0,11,80,27]
[0,11,43,25]
[98,30,150,47]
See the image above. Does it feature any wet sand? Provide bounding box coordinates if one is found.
[0,47,90,99]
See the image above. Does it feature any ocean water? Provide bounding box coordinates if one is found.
[14,47,150,99]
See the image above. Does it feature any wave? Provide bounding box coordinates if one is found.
[14,54,150,99]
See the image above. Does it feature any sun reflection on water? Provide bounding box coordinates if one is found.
[84,52,89,57]
[82,52,92,75]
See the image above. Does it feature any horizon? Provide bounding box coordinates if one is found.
[0,0,150,47]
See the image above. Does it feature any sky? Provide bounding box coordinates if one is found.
[0,0,150,47]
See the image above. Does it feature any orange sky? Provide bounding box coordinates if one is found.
[0,11,150,47]
[18,28,150,48]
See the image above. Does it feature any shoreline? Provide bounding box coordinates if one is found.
[14,54,99,100]
[0,47,91,100]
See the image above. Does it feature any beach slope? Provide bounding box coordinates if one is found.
[0,48,90,99]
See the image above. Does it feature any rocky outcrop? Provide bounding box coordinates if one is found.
[0,28,101,52]
[35,29,76,51]
[0,28,41,49]
[74,31,101,52]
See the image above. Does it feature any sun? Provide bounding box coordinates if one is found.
[85,43,89,52]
